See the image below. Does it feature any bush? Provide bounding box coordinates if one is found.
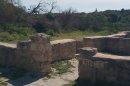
[0,24,36,42]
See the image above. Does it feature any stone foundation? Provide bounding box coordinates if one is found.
[51,39,76,61]
[83,31,130,55]
[0,33,52,74]
[78,47,130,86]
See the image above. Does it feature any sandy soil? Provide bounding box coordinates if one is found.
[0,59,78,86]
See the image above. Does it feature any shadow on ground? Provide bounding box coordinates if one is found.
[0,67,44,86]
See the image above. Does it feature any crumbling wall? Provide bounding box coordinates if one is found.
[51,39,76,61]
[78,47,130,86]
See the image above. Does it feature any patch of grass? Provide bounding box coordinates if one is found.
[51,30,114,40]
[0,24,36,42]
[52,60,74,74]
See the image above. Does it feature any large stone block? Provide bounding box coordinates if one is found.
[78,47,97,82]
[106,37,130,55]
[76,39,84,53]
[51,39,76,61]
[118,31,130,38]
[0,43,17,66]
[17,33,52,73]
[78,48,130,86]
[83,36,107,51]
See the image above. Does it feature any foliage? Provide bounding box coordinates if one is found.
[51,30,114,40]
[0,24,35,42]
[52,60,74,74]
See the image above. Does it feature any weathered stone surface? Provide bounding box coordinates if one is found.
[78,47,97,84]
[76,39,84,53]
[83,36,106,51]
[80,47,97,58]
[106,37,130,55]
[0,43,17,66]
[78,48,130,86]
[118,31,130,38]
[51,39,76,61]
[0,33,52,74]
[17,33,52,73]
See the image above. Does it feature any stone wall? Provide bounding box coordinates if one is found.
[17,33,52,73]
[78,47,130,86]
[0,43,16,66]
[51,39,76,61]
[0,34,77,74]
[0,33,52,74]
[83,32,130,55]
[76,39,84,53]
[106,37,130,55]
[83,36,107,51]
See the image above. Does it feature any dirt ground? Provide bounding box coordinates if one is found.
[0,59,78,86]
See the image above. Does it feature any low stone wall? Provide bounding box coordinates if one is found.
[76,39,84,53]
[106,37,130,55]
[51,39,76,61]
[0,33,52,74]
[78,47,130,86]
[83,32,130,55]
[83,36,107,51]
[17,33,52,73]
[0,43,16,66]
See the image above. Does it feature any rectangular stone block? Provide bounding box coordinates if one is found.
[79,51,130,85]
[106,37,130,55]
[51,39,76,61]
[0,43,17,66]
[83,36,107,51]
[76,39,84,53]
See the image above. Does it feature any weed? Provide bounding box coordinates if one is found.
[52,60,74,74]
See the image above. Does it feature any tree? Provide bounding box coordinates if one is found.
[29,0,57,15]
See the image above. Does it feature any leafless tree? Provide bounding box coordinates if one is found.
[29,0,57,15]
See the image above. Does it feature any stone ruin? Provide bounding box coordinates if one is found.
[83,31,130,55]
[0,33,76,74]
[78,47,130,86]
[78,31,130,86]
[0,31,130,85]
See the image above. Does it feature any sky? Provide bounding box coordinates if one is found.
[21,0,130,13]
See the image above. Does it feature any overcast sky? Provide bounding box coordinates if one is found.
[22,0,130,13]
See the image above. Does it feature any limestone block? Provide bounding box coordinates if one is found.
[106,37,130,55]
[78,47,97,83]
[76,39,84,53]
[79,47,97,58]
[118,31,130,38]
[0,43,16,66]
[17,33,52,62]
[83,36,107,51]
[51,39,76,61]
[79,51,130,85]
[17,33,52,73]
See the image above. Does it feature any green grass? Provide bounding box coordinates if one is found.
[52,60,74,74]
[0,24,36,42]
[51,30,114,40]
